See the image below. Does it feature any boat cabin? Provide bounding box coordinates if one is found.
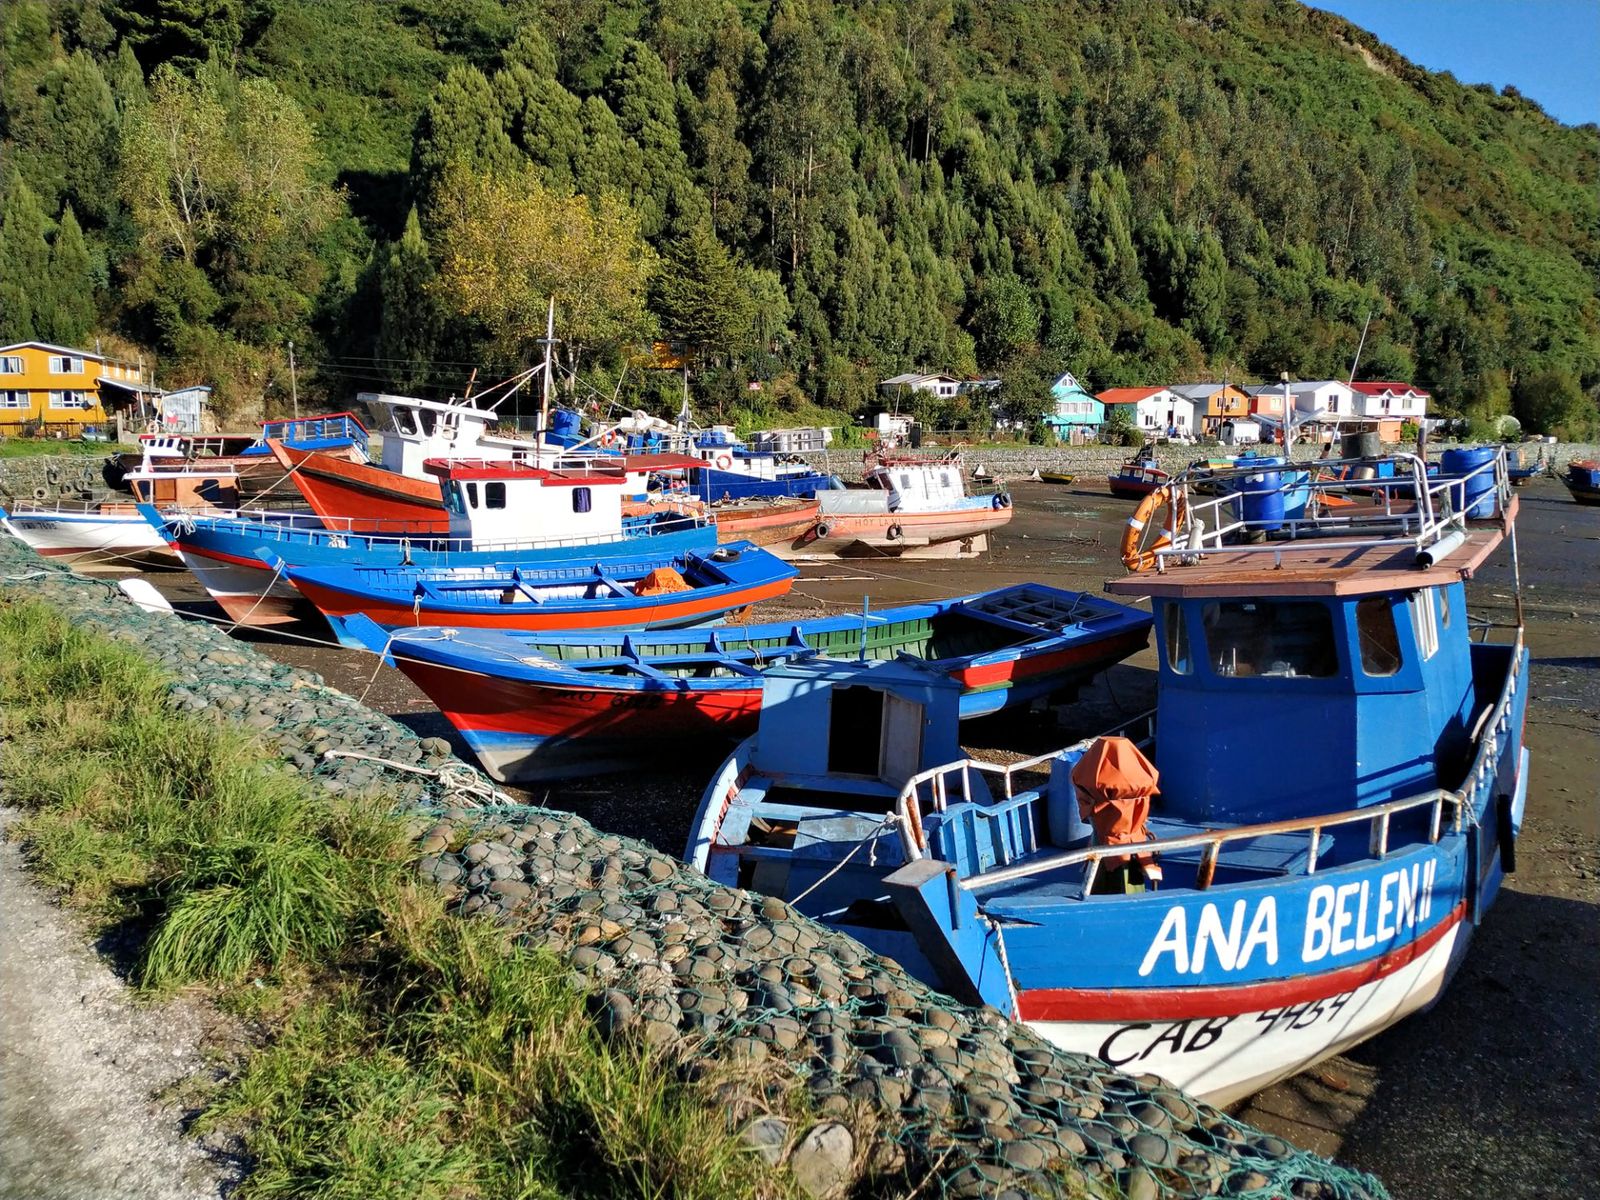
[359,391,523,477]
[426,458,629,546]
[744,657,974,805]
[862,454,971,513]
[125,464,239,510]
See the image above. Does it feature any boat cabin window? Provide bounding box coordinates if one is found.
[827,687,883,775]
[1164,604,1191,675]
[1355,596,1402,677]
[1411,590,1440,660]
[572,487,592,514]
[465,481,479,508]
[1201,600,1337,678]
[485,481,506,509]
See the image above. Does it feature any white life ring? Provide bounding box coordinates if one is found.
[713,452,733,470]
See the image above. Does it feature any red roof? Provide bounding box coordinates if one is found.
[1349,381,1430,397]
[422,458,626,486]
[1095,387,1167,405]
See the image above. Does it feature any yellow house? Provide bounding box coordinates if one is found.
[1171,383,1252,435]
[0,341,156,436]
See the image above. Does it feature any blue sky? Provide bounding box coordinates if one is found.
[1313,1,1600,126]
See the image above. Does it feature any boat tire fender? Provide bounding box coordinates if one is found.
[711,546,742,562]
[813,521,832,540]
[1121,486,1187,573]
[886,523,903,540]
[32,486,49,500]
[992,493,1012,509]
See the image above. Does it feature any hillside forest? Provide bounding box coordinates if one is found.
[1,0,1596,438]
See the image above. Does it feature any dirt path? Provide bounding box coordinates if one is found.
[0,811,237,1200]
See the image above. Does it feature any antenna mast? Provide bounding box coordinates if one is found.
[537,297,557,437]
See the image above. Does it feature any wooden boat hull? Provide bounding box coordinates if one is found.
[1,507,178,570]
[352,586,1152,780]
[171,544,312,625]
[1107,475,1165,499]
[1037,471,1076,485]
[269,441,450,531]
[710,498,822,546]
[779,501,1013,559]
[284,548,799,646]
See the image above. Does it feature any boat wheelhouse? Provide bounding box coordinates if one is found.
[343,583,1152,781]
[148,457,713,626]
[690,448,1529,1104]
[105,412,368,497]
[1107,449,1169,499]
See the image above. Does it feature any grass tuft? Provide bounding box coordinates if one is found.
[0,596,790,1200]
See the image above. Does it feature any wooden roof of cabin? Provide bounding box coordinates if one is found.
[1105,496,1515,599]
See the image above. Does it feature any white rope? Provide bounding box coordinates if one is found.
[319,748,517,808]
[787,812,904,907]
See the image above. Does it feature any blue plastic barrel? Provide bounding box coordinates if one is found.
[1229,456,1288,532]
[547,408,583,445]
[1440,446,1499,518]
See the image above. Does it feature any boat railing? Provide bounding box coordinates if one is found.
[1144,448,1511,572]
[920,626,1523,898]
[176,508,710,551]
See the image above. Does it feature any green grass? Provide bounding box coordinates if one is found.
[0,599,790,1200]
[0,438,137,458]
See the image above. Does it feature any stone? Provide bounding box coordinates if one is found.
[1124,1166,1161,1200]
[790,1122,854,1198]
[741,1117,788,1166]
[1128,1132,1177,1169]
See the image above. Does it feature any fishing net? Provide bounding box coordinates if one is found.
[0,540,1389,1199]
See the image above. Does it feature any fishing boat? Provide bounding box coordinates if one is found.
[1036,470,1076,486]
[3,458,242,570]
[1505,447,1544,487]
[1563,459,1600,505]
[1107,447,1169,499]
[104,412,368,497]
[779,449,1012,559]
[149,458,715,627]
[279,541,798,647]
[690,447,1528,1105]
[342,583,1152,781]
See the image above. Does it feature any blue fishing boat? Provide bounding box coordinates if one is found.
[690,448,1528,1104]
[279,541,799,647]
[144,458,712,627]
[1563,459,1600,505]
[341,584,1152,781]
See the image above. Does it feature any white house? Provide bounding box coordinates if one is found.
[1281,380,1359,421]
[878,372,962,401]
[1350,382,1431,421]
[1095,386,1195,438]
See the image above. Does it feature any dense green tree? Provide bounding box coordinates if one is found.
[4,51,119,221]
[608,39,704,238]
[1513,369,1593,437]
[43,204,97,344]
[0,177,52,341]
[650,222,752,360]
[106,0,245,73]
[971,272,1038,365]
[375,207,442,394]
[409,66,519,204]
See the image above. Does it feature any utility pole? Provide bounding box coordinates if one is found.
[536,297,558,438]
[287,340,299,420]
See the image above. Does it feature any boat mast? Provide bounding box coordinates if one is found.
[537,297,557,438]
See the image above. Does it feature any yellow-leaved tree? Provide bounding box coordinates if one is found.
[431,165,657,389]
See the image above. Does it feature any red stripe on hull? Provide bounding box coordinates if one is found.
[1016,902,1467,1023]
[296,577,795,631]
[400,660,765,742]
[950,627,1150,690]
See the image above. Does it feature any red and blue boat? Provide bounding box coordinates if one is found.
[1106,449,1170,499]
[278,541,798,647]
[691,447,1529,1105]
[1563,458,1600,505]
[341,583,1152,781]
[145,458,713,626]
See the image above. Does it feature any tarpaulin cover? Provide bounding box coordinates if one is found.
[1070,735,1157,851]
[634,566,691,596]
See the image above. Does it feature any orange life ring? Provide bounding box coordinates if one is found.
[1120,486,1187,572]
[714,452,733,470]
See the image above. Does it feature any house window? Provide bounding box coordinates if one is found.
[47,355,85,374]
[0,356,21,374]
[484,481,506,509]
[572,487,592,514]
[48,390,90,409]
[0,390,26,409]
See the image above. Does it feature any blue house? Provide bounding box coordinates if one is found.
[1043,371,1103,441]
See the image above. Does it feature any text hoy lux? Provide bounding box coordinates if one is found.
[1138,860,1439,978]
